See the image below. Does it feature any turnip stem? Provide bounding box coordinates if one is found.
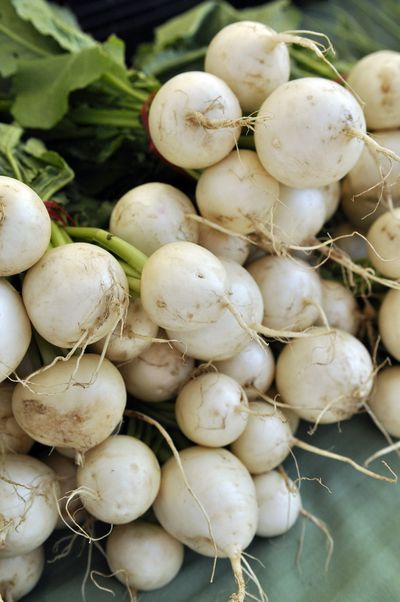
[293,437,397,483]
[64,227,147,274]
[126,276,141,296]
[51,221,71,247]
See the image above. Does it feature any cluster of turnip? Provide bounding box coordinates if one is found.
[1,18,400,602]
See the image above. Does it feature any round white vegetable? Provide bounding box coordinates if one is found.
[0,455,59,557]
[198,223,250,265]
[347,50,400,129]
[12,354,127,453]
[321,181,341,222]
[77,436,160,524]
[196,150,279,234]
[205,21,290,112]
[0,176,51,277]
[175,373,248,447]
[119,334,194,402]
[106,522,184,591]
[316,279,360,335]
[0,381,33,454]
[153,446,258,559]
[276,328,374,423]
[230,401,292,474]
[167,258,263,361]
[22,242,129,349]
[148,71,242,169]
[0,546,45,601]
[378,289,400,360]
[247,255,322,331]
[140,241,228,332]
[214,340,275,400]
[43,451,81,530]
[0,279,31,384]
[368,366,400,438]
[109,182,198,256]
[254,470,301,537]
[90,297,158,363]
[367,209,400,278]
[254,77,366,188]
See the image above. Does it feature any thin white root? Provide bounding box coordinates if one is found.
[186,112,262,132]
[365,440,400,467]
[229,554,247,602]
[293,437,397,483]
[90,570,137,602]
[300,508,334,573]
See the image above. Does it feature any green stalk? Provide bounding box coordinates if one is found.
[126,276,141,296]
[51,221,70,247]
[64,227,147,274]
[118,260,141,279]
[149,46,207,77]
[70,107,142,128]
[102,72,149,102]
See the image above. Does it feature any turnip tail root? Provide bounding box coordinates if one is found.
[365,440,400,467]
[186,112,260,132]
[124,410,219,578]
[292,437,397,482]
[300,508,334,573]
[229,553,246,602]
[89,570,137,602]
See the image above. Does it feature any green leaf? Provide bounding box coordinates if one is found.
[102,34,126,67]
[11,46,115,128]
[12,0,95,52]
[0,0,60,77]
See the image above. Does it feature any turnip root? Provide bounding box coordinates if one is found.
[0,455,59,557]
[330,223,367,261]
[140,241,228,332]
[378,289,400,361]
[106,522,184,592]
[12,354,127,454]
[109,182,199,256]
[22,242,129,349]
[276,328,374,424]
[153,446,260,602]
[214,341,275,401]
[254,470,301,537]
[148,71,242,169]
[0,177,51,277]
[254,77,366,188]
[368,366,400,438]
[316,280,360,335]
[247,255,322,331]
[119,333,194,402]
[167,258,263,361]
[347,50,400,129]
[77,435,160,524]
[0,279,31,384]
[196,150,279,234]
[0,382,33,454]
[90,298,158,363]
[367,209,400,278]
[175,373,248,447]
[42,452,81,530]
[198,223,250,265]
[205,21,290,112]
[0,546,44,601]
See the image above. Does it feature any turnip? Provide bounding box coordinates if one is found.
[368,366,400,438]
[167,258,263,361]
[77,435,160,524]
[247,255,322,331]
[378,289,400,361]
[230,401,292,474]
[109,182,199,256]
[316,279,360,335]
[175,372,248,447]
[254,470,301,537]
[214,340,275,401]
[148,71,242,169]
[275,328,373,424]
[346,50,400,130]
[254,77,366,188]
[0,382,33,454]
[106,522,184,592]
[0,176,51,277]
[22,242,129,349]
[367,209,400,278]
[119,333,194,402]
[0,455,59,557]
[0,546,45,601]
[140,241,228,332]
[153,446,261,602]
[12,354,127,454]
[198,223,250,265]
[322,181,341,222]
[90,298,158,363]
[0,279,31,383]
[195,150,279,235]
[43,452,81,530]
